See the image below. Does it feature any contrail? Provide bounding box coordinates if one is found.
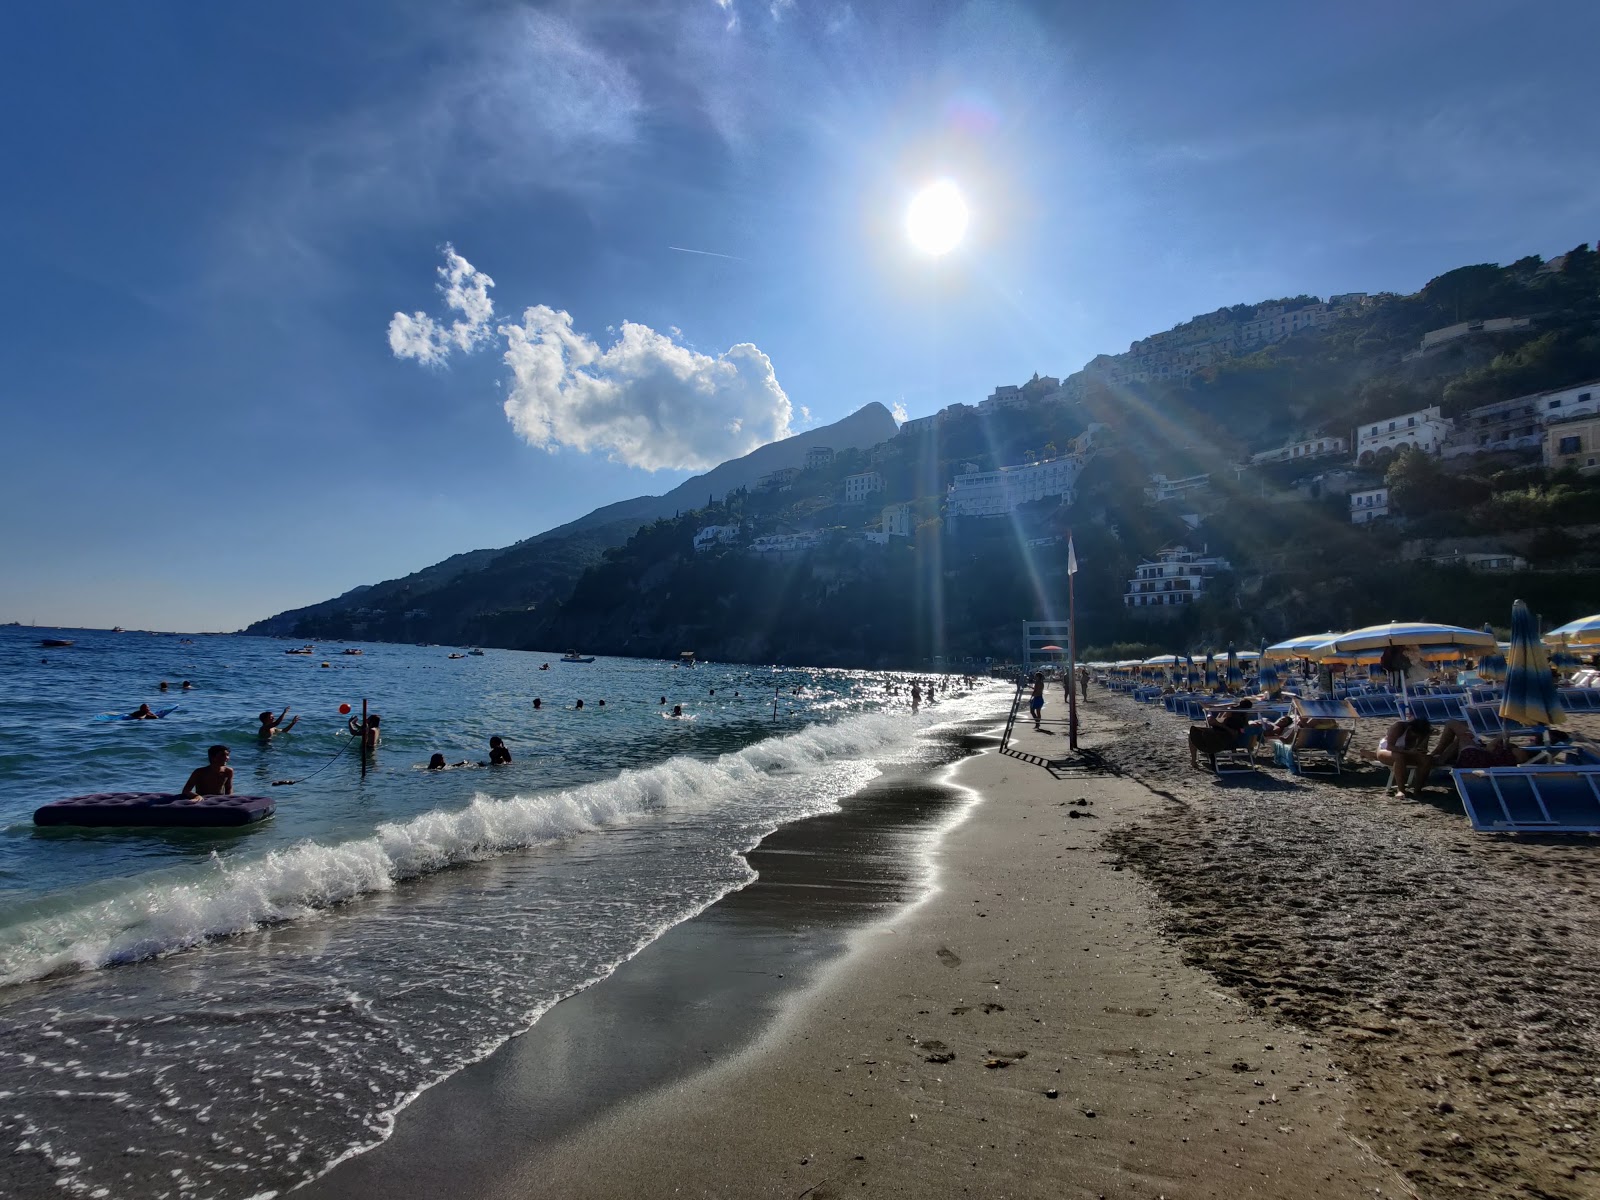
[668,245,747,262]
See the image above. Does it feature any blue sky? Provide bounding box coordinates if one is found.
[3,0,1595,631]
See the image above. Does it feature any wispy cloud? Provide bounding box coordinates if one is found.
[668,245,747,261]
[390,246,792,471]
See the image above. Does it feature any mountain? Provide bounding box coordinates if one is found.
[244,403,900,644]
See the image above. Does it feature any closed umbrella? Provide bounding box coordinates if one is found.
[1502,600,1565,728]
[1256,639,1281,694]
[1203,650,1218,690]
[1186,654,1200,689]
[1225,643,1241,690]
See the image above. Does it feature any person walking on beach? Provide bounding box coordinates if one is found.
[1079,667,1090,701]
[1029,672,1045,728]
[258,706,298,739]
[181,745,233,798]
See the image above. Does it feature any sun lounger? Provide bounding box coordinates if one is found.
[1406,695,1466,724]
[1464,703,1539,740]
[1348,693,1401,719]
[1558,687,1600,713]
[1450,766,1600,833]
[1469,686,1502,704]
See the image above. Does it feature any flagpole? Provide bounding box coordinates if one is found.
[1067,531,1079,751]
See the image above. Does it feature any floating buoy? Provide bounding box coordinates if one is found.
[339,703,352,715]
[321,662,331,668]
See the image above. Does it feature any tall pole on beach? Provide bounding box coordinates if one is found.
[360,697,369,778]
[1066,533,1079,751]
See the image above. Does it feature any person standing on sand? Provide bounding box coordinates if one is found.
[1029,672,1045,728]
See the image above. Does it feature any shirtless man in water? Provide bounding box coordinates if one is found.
[181,745,234,799]
[258,706,298,739]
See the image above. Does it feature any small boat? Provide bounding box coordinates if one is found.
[40,638,74,648]
[468,648,485,656]
[560,650,596,664]
[342,648,363,656]
[448,652,467,659]
[285,646,315,655]
[539,663,550,670]
[112,627,125,634]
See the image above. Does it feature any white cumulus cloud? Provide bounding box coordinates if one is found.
[499,307,792,471]
[891,400,908,424]
[388,246,497,364]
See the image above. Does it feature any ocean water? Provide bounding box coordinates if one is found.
[0,627,996,1199]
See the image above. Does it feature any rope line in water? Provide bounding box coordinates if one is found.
[272,734,356,787]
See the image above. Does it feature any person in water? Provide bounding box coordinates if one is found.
[533,698,542,709]
[659,696,667,705]
[181,745,233,798]
[428,753,448,770]
[671,704,684,717]
[181,680,195,691]
[258,706,298,739]
[158,681,169,692]
[597,700,606,708]
[348,713,381,749]
[128,703,160,720]
[575,699,584,710]
[488,736,512,765]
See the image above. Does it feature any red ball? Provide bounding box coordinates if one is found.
[339,703,352,715]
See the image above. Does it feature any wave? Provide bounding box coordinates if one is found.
[0,708,935,988]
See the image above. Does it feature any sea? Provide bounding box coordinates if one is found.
[0,626,998,1199]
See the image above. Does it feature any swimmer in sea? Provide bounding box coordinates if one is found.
[671,704,684,717]
[660,696,667,705]
[181,680,194,691]
[128,703,160,720]
[348,713,381,749]
[428,753,447,770]
[488,736,512,765]
[258,706,298,739]
[181,745,233,799]
[575,700,584,710]
[533,698,542,709]
[158,681,169,692]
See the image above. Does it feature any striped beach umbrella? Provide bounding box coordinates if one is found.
[1333,621,1496,654]
[1544,614,1600,647]
[1225,643,1241,689]
[1203,650,1218,690]
[1186,654,1200,689]
[1501,600,1564,728]
[1256,639,1281,693]
[1264,633,1342,660]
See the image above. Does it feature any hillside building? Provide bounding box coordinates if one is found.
[946,455,1080,518]
[843,470,885,503]
[1350,486,1390,523]
[1355,406,1451,463]
[1544,414,1600,474]
[1408,316,1534,359]
[1144,473,1211,503]
[693,523,741,552]
[1249,434,1348,465]
[1238,302,1337,349]
[757,466,801,490]
[1122,546,1232,610]
[750,531,821,556]
[881,502,913,538]
[804,446,834,470]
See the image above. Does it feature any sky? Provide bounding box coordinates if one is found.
[3,0,1596,631]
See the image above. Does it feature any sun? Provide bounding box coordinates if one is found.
[905,179,969,256]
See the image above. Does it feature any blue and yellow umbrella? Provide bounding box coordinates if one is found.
[1501,600,1565,728]
[1256,639,1281,693]
[1225,643,1241,689]
[1203,650,1218,690]
[1544,614,1600,648]
[1186,654,1199,689]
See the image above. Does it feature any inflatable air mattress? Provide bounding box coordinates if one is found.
[34,793,275,828]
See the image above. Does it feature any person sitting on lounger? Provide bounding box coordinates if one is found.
[1377,717,1433,797]
[1189,699,1254,770]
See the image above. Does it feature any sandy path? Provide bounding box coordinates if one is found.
[485,704,1400,1198]
[1092,688,1600,1200]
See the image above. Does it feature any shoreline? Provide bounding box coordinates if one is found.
[305,699,1409,1199]
[297,719,996,1199]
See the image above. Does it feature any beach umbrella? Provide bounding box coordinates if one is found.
[1550,641,1582,671]
[1333,621,1496,654]
[1501,599,1565,728]
[1225,643,1241,689]
[1185,654,1199,689]
[1263,632,1341,660]
[1544,614,1600,647]
[1256,639,1281,693]
[1203,650,1218,689]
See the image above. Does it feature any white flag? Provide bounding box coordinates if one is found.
[1066,535,1078,575]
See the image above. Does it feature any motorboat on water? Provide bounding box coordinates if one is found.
[40,638,74,648]
[560,650,596,663]
[285,646,315,655]
[448,652,467,659]
[468,648,485,656]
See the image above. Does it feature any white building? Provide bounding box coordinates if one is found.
[1249,434,1348,465]
[946,455,1080,518]
[881,502,913,538]
[1355,406,1452,463]
[1416,316,1533,355]
[693,523,741,552]
[804,446,834,470]
[1238,303,1336,349]
[1350,487,1389,524]
[1144,473,1210,503]
[843,470,885,503]
[1427,550,1527,572]
[1123,546,1233,610]
[1441,379,1600,459]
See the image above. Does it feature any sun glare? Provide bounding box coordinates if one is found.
[905,180,969,256]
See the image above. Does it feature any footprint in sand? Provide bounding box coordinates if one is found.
[937,947,962,967]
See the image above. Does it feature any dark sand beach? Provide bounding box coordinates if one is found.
[303,690,1598,1199]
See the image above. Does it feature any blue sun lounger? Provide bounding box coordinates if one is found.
[1348,693,1401,720]
[1451,766,1600,833]
[1405,695,1466,724]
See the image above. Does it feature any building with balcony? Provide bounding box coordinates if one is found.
[843,470,885,503]
[1144,473,1211,503]
[1123,546,1232,610]
[1350,486,1389,523]
[1355,407,1451,463]
[1249,434,1348,465]
[946,455,1081,518]
[804,446,834,470]
[693,523,741,552]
